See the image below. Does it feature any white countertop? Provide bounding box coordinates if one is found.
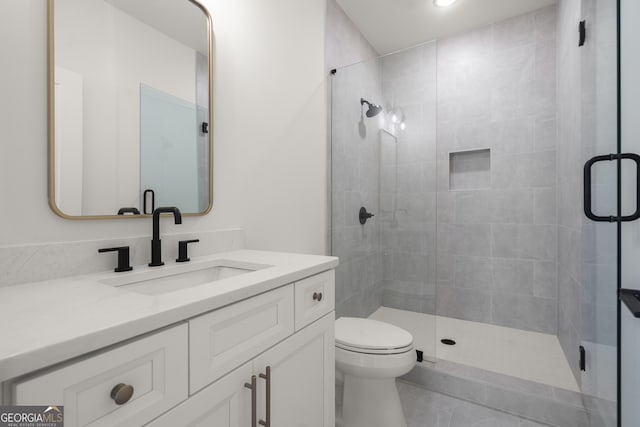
[0,250,338,383]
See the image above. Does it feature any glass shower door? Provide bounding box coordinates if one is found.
[374,42,438,361]
[580,0,619,424]
[330,48,438,361]
[331,57,386,319]
[584,0,640,425]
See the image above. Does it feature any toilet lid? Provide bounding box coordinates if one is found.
[335,317,413,351]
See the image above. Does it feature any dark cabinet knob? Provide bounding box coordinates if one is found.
[98,246,133,272]
[110,383,134,405]
[176,239,199,263]
[313,292,323,302]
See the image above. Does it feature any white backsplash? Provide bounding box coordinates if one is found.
[0,228,245,287]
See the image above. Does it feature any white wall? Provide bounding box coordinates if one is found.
[0,0,327,255]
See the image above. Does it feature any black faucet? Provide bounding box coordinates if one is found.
[149,207,182,267]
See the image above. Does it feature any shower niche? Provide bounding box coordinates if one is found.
[448,148,490,191]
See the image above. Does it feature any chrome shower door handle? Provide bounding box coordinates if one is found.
[245,375,257,427]
[259,366,271,427]
[584,152,640,222]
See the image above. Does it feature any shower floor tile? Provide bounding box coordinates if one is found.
[397,381,553,427]
[369,306,579,392]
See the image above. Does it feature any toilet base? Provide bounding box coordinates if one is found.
[342,375,407,427]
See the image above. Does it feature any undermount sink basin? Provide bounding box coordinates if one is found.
[98,259,271,295]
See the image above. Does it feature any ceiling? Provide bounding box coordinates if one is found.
[336,0,558,55]
[106,0,209,54]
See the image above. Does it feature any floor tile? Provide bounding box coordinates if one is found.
[398,381,554,427]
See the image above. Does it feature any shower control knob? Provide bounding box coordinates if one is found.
[359,207,375,225]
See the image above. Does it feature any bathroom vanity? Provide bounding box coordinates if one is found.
[0,250,337,427]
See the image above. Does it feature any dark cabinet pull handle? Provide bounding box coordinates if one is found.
[176,239,199,263]
[313,292,323,302]
[259,366,271,427]
[245,375,257,427]
[584,153,640,222]
[98,246,133,272]
[110,383,134,405]
[143,189,155,215]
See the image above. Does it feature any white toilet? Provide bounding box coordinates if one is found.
[335,317,416,427]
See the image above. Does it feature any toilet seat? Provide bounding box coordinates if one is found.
[336,342,414,355]
[335,317,414,355]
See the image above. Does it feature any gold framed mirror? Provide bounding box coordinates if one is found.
[47,0,214,219]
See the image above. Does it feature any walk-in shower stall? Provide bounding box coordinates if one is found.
[331,1,619,426]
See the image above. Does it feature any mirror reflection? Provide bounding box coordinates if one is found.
[50,0,212,218]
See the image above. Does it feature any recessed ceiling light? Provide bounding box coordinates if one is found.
[433,0,457,7]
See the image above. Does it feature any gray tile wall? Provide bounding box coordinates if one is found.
[325,0,379,72]
[435,6,559,334]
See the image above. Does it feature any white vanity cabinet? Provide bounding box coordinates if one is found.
[147,270,335,427]
[5,269,335,427]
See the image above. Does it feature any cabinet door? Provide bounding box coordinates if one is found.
[253,312,334,427]
[145,362,252,427]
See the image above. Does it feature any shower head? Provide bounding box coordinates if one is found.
[361,98,383,118]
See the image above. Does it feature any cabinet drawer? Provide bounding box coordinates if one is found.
[189,284,294,394]
[294,270,335,331]
[12,324,188,427]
